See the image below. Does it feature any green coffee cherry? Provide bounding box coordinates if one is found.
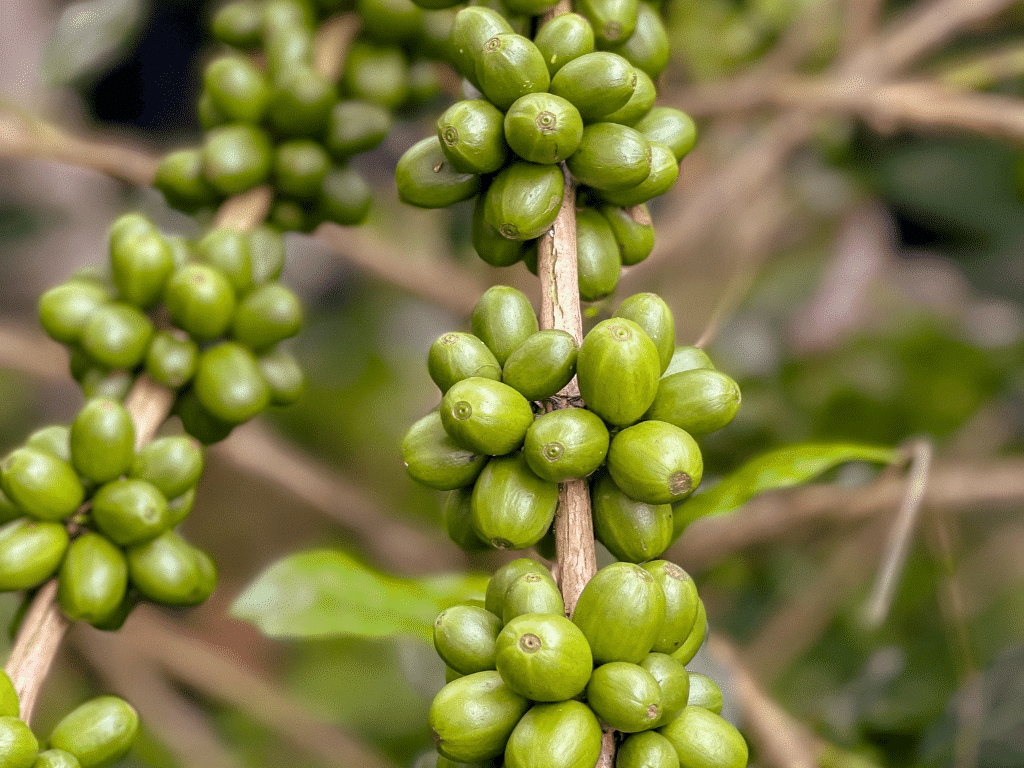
[433,605,503,674]
[441,488,489,552]
[606,1,670,78]
[494,613,593,701]
[38,281,112,345]
[429,671,529,763]
[437,100,509,175]
[641,652,690,727]
[567,122,652,192]
[155,150,218,214]
[471,286,539,367]
[575,206,622,303]
[484,557,551,616]
[576,318,661,426]
[472,191,528,267]
[396,136,481,209]
[500,570,565,624]
[130,436,203,500]
[269,198,320,234]
[635,108,698,162]
[204,55,270,124]
[572,561,665,664]
[0,518,69,591]
[144,330,199,389]
[247,226,286,285]
[601,204,654,266]
[504,700,602,768]
[31,750,82,768]
[534,13,595,76]
[48,696,139,768]
[342,41,409,109]
[318,165,373,226]
[202,124,273,196]
[165,487,196,528]
[599,142,679,207]
[643,561,699,655]
[0,489,20,526]
[663,346,714,377]
[267,67,335,136]
[257,348,305,405]
[470,452,558,550]
[586,661,662,732]
[324,100,392,159]
[591,471,672,563]
[26,425,71,463]
[0,715,38,768]
[79,369,134,402]
[70,398,136,485]
[358,0,424,44]
[501,330,578,402]
[670,598,707,666]
[602,69,656,126]
[503,93,583,165]
[614,293,676,374]
[617,731,680,768]
[231,282,304,352]
[440,377,534,456]
[164,264,237,341]
[645,369,741,435]
[607,421,703,505]
[576,0,639,45]
[1,447,84,522]
[401,411,487,490]
[548,52,635,122]
[686,673,724,714]
[484,162,565,241]
[58,533,128,626]
[196,229,254,296]
[126,530,216,606]
[194,341,271,424]
[273,140,331,199]
[448,6,514,86]
[80,302,154,370]
[0,670,18,717]
[523,408,609,482]
[658,707,748,768]
[211,1,263,48]
[428,333,502,394]
[90,479,170,546]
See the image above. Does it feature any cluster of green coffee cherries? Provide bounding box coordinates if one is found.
[155,0,455,230]
[396,1,696,299]
[37,212,304,445]
[418,557,747,768]
[0,397,213,627]
[401,285,740,558]
[1,672,138,768]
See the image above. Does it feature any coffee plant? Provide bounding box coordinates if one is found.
[3,0,1024,766]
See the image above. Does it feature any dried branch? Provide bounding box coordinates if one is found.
[313,13,359,82]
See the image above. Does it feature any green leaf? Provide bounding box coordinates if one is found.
[231,549,486,640]
[41,0,145,86]
[674,442,897,535]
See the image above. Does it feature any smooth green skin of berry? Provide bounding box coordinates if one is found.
[126,530,216,606]
[599,142,679,208]
[658,706,748,768]
[26,425,71,463]
[617,732,680,768]
[483,160,565,242]
[79,369,134,402]
[440,377,534,456]
[257,348,305,405]
[642,652,691,727]
[606,0,670,78]
[549,52,636,123]
[58,533,128,627]
[230,282,304,352]
[501,570,565,625]
[395,136,481,210]
[401,411,486,490]
[576,0,638,45]
[503,93,583,165]
[523,408,609,482]
[80,302,154,370]
[0,671,18,717]
[475,33,550,112]
[38,281,111,345]
[324,100,392,159]
[471,192,527,268]
[437,99,509,175]
[108,213,155,246]
[591,470,672,563]
[586,661,662,732]
[572,561,666,664]
[484,557,551,615]
[669,599,707,666]
[175,388,235,446]
[211,1,263,48]
[196,229,254,295]
[441,487,488,552]
[0,447,84,522]
[48,696,139,768]
[317,165,373,226]
[266,65,336,136]
[264,27,314,80]
[31,750,81,768]
[197,89,229,130]
[577,317,661,427]
[447,6,514,86]
[130,436,203,500]
[269,198,318,237]
[635,108,698,163]
[643,561,699,655]
[601,204,654,266]
[663,346,714,378]
[247,226,285,285]
[608,421,703,505]
[165,486,196,527]
[70,398,136,485]
[164,264,237,341]
[495,613,593,701]
[645,369,741,435]
[576,205,622,303]
[273,140,331,199]
[155,149,219,214]
[501,330,578,402]
[342,41,409,110]
[357,0,424,44]
[202,124,273,196]
[534,13,595,76]
[504,700,602,768]
[686,673,724,714]
[0,518,69,591]
[568,122,652,192]
[194,342,271,424]
[471,286,539,367]
[429,671,529,763]
[0,716,38,768]
[90,479,171,547]
[109,221,175,307]
[0,489,20,525]
[428,332,502,394]
[614,293,676,374]
[471,452,559,551]
[204,55,270,124]
[144,330,199,389]
[601,68,656,126]
[433,604,503,675]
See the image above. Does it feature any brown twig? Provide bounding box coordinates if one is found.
[313,12,359,82]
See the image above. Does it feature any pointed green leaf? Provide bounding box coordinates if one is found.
[674,442,897,536]
[41,0,145,86]
[231,549,486,640]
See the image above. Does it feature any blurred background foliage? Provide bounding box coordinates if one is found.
[2,0,1024,766]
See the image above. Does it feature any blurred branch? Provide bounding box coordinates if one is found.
[214,185,273,231]
[0,105,159,185]
[841,0,885,59]
[313,13,359,82]
[0,319,67,381]
[938,42,1024,90]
